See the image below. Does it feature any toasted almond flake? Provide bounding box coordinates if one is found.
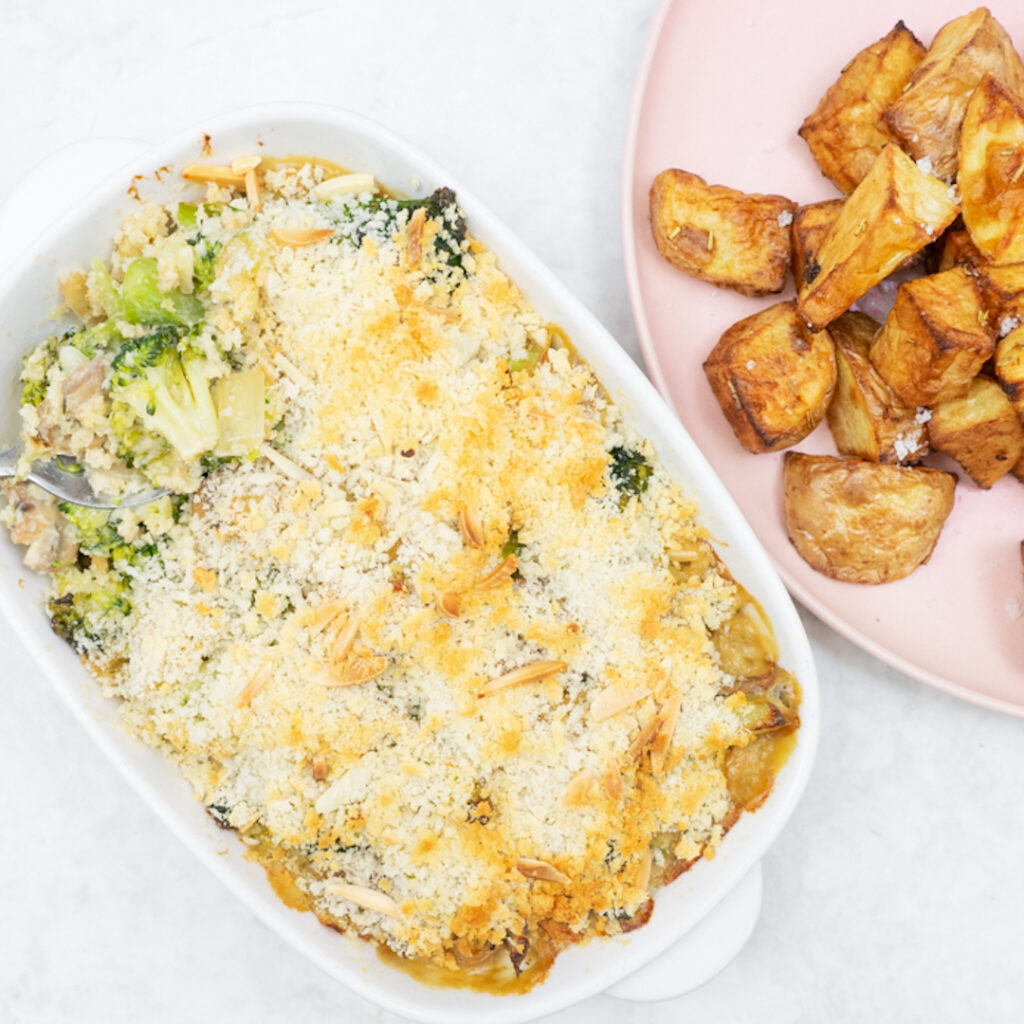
[300,598,346,635]
[270,227,337,247]
[474,555,517,590]
[458,507,484,547]
[60,271,92,320]
[231,154,262,175]
[260,443,313,481]
[600,758,623,802]
[436,591,461,618]
[181,162,245,187]
[244,168,261,213]
[515,858,571,885]
[273,351,313,389]
[407,206,426,269]
[479,659,566,696]
[237,811,261,833]
[563,771,596,806]
[666,549,699,561]
[627,714,663,761]
[326,881,401,918]
[590,685,650,722]
[312,755,329,782]
[636,849,653,893]
[311,172,377,200]
[237,661,273,705]
[326,656,389,687]
[329,616,359,664]
[650,692,683,774]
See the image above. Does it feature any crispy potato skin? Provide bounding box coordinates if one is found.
[976,262,1024,331]
[959,74,1024,265]
[799,22,925,195]
[650,169,796,296]
[797,145,960,329]
[782,453,956,584]
[935,226,986,273]
[884,7,1024,180]
[791,199,844,301]
[869,266,995,406]
[704,301,836,453]
[927,374,1024,487]
[826,311,929,463]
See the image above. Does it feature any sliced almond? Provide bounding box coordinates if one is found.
[312,172,377,200]
[300,598,346,635]
[231,154,262,175]
[590,685,651,722]
[260,443,313,481]
[436,591,461,618]
[636,849,653,894]
[600,758,623,802]
[326,656,389,687]
[458,507,484,548]
[326,881,401,918]
[650,691,683,774]
[237,661,273,705]
[244,168,261,213]
[479,659,566,697]
[328,615,359,665]
[181,162,245,187]
[270,227,337,247]
[273,351,313,389]
[515,858,571,885]
[407,206,426,269]
[474,555,517,590]
[627,714,663,761]
[312,755,329,783]
[563,771,596,807]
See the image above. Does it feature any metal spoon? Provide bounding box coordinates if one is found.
[0,444,168,509]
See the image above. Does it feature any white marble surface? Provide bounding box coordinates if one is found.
[1,1,1023,1021]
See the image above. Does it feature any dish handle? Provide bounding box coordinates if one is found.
[604,863,762,1002]
[0,136,150,275]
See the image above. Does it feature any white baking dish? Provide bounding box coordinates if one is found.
[0,104,819,1022]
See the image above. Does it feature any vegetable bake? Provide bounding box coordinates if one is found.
[1,157,799,990]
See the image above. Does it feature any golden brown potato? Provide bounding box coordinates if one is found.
[782,452,956,584]
[993,324,1024,419]
[869,266,995,406]
[650,168,796,296]
[791,199,844,300]
[884,7,1024,181]
[797,145,960,329]
[927,374,1024,487]
[959,74,1024,265]
[826,311,929,463]
[799,22,926,195]
[975,262,1024,332]
[704,301,836,453]
[935,226,986,272]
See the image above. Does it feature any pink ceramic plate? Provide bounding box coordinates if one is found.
[624,0,1024,715]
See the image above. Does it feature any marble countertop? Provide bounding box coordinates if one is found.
[1,1,1022,1021]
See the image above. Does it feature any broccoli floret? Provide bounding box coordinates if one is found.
[48,566,132,654]
[109,326,224,461]
[190,237,222,294]
[608,446,652,506]
[57,502,165,572]
[90,257,204,327]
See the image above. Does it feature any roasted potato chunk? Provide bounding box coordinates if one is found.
[936,226,986,272]
[927,374,1024,487]
[797,144,959,329]
[704,301,836,453]
[959,74,1024,265]
[884,7,1024,181]
[995,324,1024,418]
[791,199,844,300]
[975,262,1024,333]
[650,169,796,296]
[869,266,995,405]
[782,452,956,584]
[826,311,929,463]
[799,22,926,195]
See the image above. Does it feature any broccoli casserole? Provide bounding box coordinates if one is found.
[1,156,800,990]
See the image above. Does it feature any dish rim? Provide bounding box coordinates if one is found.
[0,100,820,1021]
